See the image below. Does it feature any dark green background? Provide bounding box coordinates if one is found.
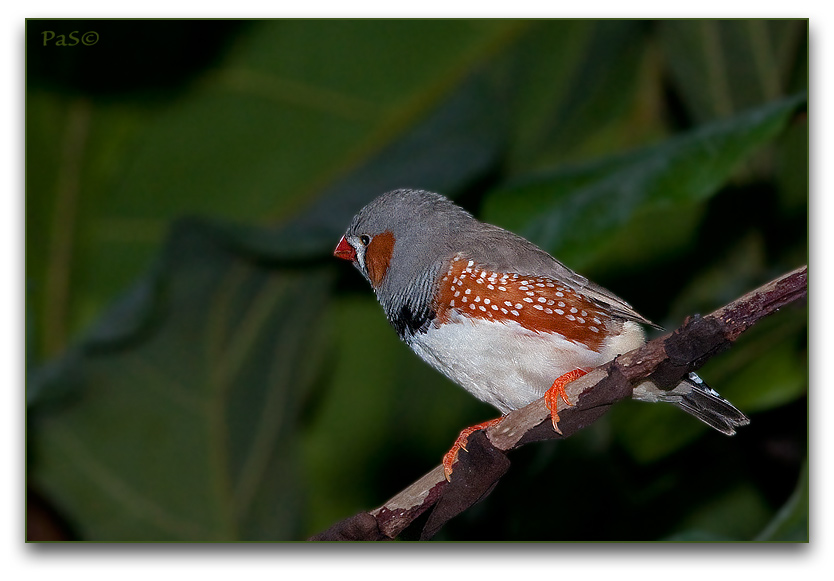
[26,19,808,541]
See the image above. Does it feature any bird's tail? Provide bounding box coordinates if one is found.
[632,372,750,435]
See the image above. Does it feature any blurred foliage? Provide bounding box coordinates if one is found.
[26,19,807,542]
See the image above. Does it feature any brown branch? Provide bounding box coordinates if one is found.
[309,265,808,541]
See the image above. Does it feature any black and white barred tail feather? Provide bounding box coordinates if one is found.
[633,372,750,435]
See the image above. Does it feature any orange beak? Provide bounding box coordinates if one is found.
[334,236,357,262]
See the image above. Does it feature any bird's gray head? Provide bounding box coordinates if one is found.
[334,189,475,336]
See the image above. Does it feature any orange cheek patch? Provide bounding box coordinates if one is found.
[433,255,610,352]
[366,231,395,287]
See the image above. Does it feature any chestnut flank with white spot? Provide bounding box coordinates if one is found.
[433,255,612,351]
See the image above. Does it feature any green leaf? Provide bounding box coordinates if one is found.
[481,93,806,268]
[30,220,334,540]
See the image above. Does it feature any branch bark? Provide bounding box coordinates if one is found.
[309,265,808,541]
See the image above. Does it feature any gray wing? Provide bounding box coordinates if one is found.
[456,222,661,329]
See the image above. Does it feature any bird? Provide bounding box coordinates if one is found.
[333,189,750,479]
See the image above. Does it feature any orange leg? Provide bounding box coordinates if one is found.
[442,417,504,481]
[544,368,588,434]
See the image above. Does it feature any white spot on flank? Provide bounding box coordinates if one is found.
[589,326,599,333]
[526,291,535,297]
[487,284,494,290]
[519,286,529,291]
[523,297,533,303]
[557,301,565,308]
[462,296,468,303]
[465,289,471,295]
[467,260,474,267]
[504,301,513,307]
[555,309,564,315]
[470,304,476,310]
[536,283,545,287]
[570,307,578,313]
[498,286,507,291]
[450,300,455,307]
[566,314,576,321]
[479,306,486,312]
[450,286,456,291]
[510,310,519,316]
[491,304,498,310]
[545,308,553,314]
[500,308,508,314]
[483,298,490,304]
[537,297,547,303]
[515,303,523,309]
[592,317,602,324]
[556,292,564,297]
[581,310,588,317]
[454,291,460,297]
[533,304,544,310]
[474,296,481,302]
[576,317,585,324]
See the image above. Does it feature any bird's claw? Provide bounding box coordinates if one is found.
[442,418,504,480]
[545,368,588,434]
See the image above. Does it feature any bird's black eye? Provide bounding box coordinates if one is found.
[359,234,371,246]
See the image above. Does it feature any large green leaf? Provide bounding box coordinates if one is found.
[481,93,806,269]
[30,221,333,540]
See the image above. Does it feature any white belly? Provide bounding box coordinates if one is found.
[408,313,645,414]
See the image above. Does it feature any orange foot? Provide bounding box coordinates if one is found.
[442,418,504,481]
[544,369,588,434]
